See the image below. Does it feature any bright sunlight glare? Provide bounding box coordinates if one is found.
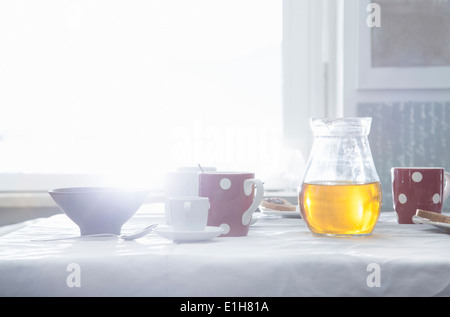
[0,0,286,189]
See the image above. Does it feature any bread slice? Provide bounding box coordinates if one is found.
[261,197,297,211]
[416,209,450,224]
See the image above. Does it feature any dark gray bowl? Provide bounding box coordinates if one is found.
[48,187,150,235]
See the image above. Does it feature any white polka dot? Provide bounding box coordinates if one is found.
[398,194,407,204]
[433,193,441,204]
[412,172,423,182]
[219,178,231,190]
[219,223,230,234]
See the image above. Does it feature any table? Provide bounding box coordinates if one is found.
[1,204,450,297]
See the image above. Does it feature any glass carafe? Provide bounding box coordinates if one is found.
[298,117,382,236]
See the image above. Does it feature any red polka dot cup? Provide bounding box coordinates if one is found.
[199,172,264,237]
[391,167,450,224]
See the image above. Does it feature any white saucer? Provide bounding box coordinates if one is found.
[154,226,224,242]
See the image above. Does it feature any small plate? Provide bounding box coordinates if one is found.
[412,215,450,233]
[260,206,301,218]
[154,226,224,242]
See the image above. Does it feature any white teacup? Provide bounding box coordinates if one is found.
[169,196,210,231]
[164,166,216,224]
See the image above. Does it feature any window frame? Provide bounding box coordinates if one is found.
[282,0,343,157]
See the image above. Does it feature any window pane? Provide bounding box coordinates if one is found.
[0,0,284,189]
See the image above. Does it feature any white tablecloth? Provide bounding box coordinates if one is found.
[1,204,450,297]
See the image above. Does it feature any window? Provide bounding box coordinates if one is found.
[0,0,300,194]
[282,0,342,159]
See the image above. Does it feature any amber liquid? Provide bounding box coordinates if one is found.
[299,181,382,236]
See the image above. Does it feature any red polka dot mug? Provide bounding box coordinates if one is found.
[199,172,264,237]
[391,167,450,224]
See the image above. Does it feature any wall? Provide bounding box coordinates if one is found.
[343,0,450,210]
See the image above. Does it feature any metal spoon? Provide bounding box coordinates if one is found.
[32,224,158,242]
[120,224,159,240]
